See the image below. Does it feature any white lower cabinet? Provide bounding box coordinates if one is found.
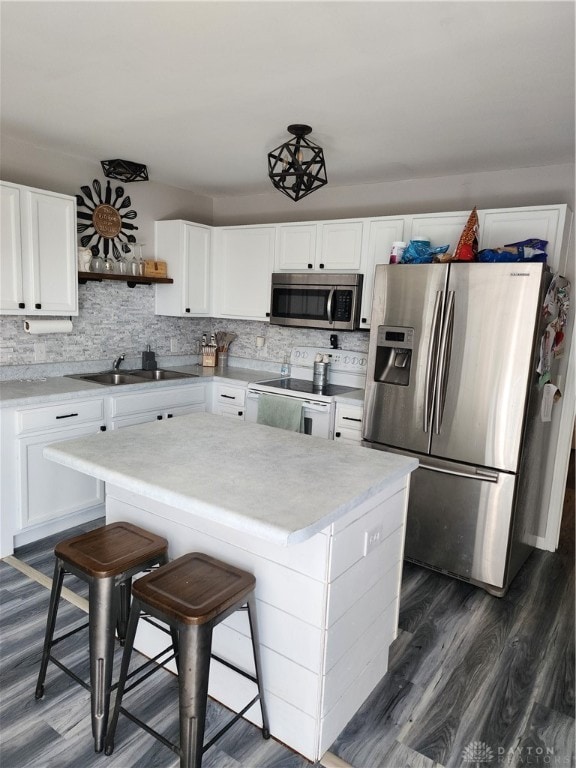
[107,384,207,429]
[212,382,246,419]
[10,399,106,548]
[334,402,364,445]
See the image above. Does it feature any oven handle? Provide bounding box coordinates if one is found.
[247,390,330,412]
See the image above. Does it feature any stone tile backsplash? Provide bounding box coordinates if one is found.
[0,281,370,380]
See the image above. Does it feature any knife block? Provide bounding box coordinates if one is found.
[202,345,217,367]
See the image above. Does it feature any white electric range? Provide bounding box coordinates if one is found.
[245,346,366,438]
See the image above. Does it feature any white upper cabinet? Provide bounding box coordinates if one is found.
[212,225,276,320]
[276,223,317,270]
[359,217,405,329]
[0,181,77,315]
[276,220,363,271]
[478,205,569,270]
[0,183,23,312]
[155,220,211,317]
[405,211,470,252]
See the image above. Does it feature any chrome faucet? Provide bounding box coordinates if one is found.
[112,354,125,370]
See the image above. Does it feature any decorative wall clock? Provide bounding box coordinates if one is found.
[76,179,139,258]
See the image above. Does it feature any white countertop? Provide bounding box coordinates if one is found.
[0,365,280,408]
[0,364,364,408]
[45,412,415,546]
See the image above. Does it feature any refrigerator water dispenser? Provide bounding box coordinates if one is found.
[374,326,414,386]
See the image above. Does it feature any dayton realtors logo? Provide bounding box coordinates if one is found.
[462,741,495,766]
[462,741,570,765]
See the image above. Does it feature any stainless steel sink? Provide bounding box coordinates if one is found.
[68,372,146,385]
[66,369,199,385]
[129,369,199,381]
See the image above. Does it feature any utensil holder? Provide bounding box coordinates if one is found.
[217,351,228,371]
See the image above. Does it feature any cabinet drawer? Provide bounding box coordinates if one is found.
[215,384,246,406]
[334,404,363,431]
[110,384,206,418]
[16,399,105,435]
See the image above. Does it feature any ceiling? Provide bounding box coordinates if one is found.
[1,1,574,199]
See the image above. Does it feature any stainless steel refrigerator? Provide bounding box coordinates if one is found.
[363,262,553,596]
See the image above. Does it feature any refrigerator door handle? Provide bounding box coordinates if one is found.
[424,290,444,433]
[419,461,500,483]
[434,290,455,434]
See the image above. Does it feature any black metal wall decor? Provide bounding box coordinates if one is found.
[267,124,327,202]
[76,179,139,258]
[101,159,149,183]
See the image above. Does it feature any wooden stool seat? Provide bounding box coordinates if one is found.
[55,522,168,578]
[105,552,269,768]
[35,522,168,753]
[133,552,256,624]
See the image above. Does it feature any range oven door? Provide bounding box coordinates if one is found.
[246,390,334,438]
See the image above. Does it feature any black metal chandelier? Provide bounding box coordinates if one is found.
[267,125,327,201]
[100,159,149,183]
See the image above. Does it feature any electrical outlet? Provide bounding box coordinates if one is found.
[170,337,178,353]
[364,526,383,556]
[34,341,47,363]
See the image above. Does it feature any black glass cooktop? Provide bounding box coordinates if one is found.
[255,377,358,397]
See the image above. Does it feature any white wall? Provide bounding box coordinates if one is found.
[0,136,214,252]
[212,163,575,225]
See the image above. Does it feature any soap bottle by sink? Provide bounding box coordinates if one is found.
[142,345,157,370]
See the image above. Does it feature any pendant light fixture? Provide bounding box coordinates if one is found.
[267,124,327,201]
[100,159,149,183]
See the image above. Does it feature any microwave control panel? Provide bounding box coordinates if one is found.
[334,290,353,321]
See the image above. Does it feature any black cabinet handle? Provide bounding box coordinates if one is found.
[319,264,325,269]
[100,425,107,432]
[238,410,243,416]
[185,308,191,313]
[221,394,235,400]
[266,312,270,317]
[157,415,163,420]
[167,413,173,418]
[307,263,313,269]
[19,302,25,309]
[361,318,368,324]
[343,416,362,423]
[35,303,42,309]
[335,431,341,438]
[55,413,78,419]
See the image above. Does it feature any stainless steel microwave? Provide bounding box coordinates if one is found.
[269,273,363,330]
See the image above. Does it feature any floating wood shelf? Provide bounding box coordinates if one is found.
[78,271,174,288]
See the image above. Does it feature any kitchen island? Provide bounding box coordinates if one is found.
[44,412,417,761]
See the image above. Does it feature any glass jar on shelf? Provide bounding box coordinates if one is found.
[90,253,104,272]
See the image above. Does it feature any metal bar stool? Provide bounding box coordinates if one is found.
[104,552,270,768]
[35,521,169,752]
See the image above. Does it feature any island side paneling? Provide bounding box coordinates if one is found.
[105,476,409,760]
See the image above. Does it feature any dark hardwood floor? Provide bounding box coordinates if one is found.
[1,453,574,768]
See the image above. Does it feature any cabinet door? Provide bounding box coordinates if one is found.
[0,182,25,311]
[407,212,469,253]
[25,190,78,314]
[215,227,276,320]
[276,224,318,270]
[478,206,567,267]
[318,221,363,270]
[359,218,405,329]
[18,423,104,527]
[183,223,211,315]
[155,221,211,317]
